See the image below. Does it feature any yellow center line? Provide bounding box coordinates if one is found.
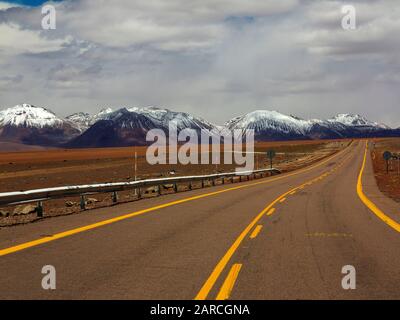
[279,197,287,203]
[357,141,400,232]
[216,264,242,300]
[195,148,355,300]
[249,225,263,239]
[0,143,353,258]
[266,208,276,216]
[195,186,302,300]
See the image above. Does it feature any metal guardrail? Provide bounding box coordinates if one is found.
[0,168,281,209]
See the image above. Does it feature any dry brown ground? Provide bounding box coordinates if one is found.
[0,142,51,152]
[370,138,400,203]
[0,139,350,226]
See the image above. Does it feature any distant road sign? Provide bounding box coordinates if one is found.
[383,151,392,161]
[383,151,392,174]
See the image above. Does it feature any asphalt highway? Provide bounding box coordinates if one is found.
[1,140,399,300]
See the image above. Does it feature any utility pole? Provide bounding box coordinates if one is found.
[256,153,259,170]
[134,147,138,196]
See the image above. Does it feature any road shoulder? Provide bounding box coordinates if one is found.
[361,142,400,225]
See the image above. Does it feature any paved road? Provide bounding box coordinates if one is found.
[1,140,399,300]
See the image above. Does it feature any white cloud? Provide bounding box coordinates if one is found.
[0,2,22,11]
[55,0,299,49]
[301,0,400,58]
[0,23,70,54]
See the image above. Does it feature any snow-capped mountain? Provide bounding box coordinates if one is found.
[127,106,216,131]
[226,110,396,141]
[226,110,311,139]
[0,104,80,146]
[0,104,64,128]
[328,114,390,130]
[66,106,217,148]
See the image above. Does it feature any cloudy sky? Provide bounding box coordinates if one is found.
[0,0,399,127]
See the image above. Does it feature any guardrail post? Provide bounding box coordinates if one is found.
[174,183,178,193]
[112,191,118,203]
[201,180,205,188]
[36,201,43,218]
[189,182,192,190]
[158,186,162,196]
[80,195,86,210]
[137,188,142,199]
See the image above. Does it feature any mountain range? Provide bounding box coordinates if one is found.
[0,104,398,149]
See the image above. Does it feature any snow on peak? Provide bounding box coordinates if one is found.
[66,112,92,132]
[91,107,114,123]
[0,104,64,128]
[226,110,312,134]
[98,106,215,130]
[127,106,170,121]
[329,113,389,128]
[97,107,114,116]
[66,112,91,122]
[226,109,393,136]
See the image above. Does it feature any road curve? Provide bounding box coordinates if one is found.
[0,140,399,300]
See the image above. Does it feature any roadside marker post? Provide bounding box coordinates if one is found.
[80,195,86,210]
[36,201,43,218]
[112,191,118,203]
